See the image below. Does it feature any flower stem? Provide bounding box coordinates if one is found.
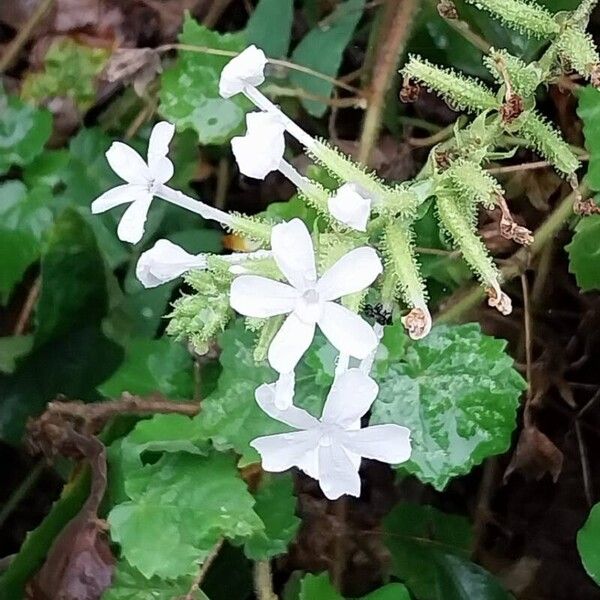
[157,184,233,226]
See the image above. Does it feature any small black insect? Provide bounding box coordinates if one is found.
[364,303,392,326]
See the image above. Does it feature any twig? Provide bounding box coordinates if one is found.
[575,420,594,507]
[0,461,45,530]
[436,0,491,54]
[186,538,224,600]
[358,0,418,164]
[47,393,199,435]
[471,458,499,560]
[253,560,278,600]
[156,44,363,95]
[214,157,230,211]
[13,277,41,336]
[202,0,235,28]
[521,274,534,428]
[265,84,365,108]
[0,0,55,73]
[437,182,590,323]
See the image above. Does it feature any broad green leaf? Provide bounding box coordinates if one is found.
[21,37,110,110]
[35,209,109,346]
[97,338,194,399]
[0,336,33,374]
[371,324,526,490]
[108,451,263,579]
[243,473,300,560]
[0,181,53,303]
[578,502,600,585]
[567,216,600,291]
[383,503,510,600]
[246,0,294,58]
[0,86,52,174]
[578,86,600,191]
[197,321,328,465]
[290,0,365,117]
[299,573,410,599]
[102,560,208,600]
[160,16,250,144]
[0,325,122,443]
[23,149,70,188]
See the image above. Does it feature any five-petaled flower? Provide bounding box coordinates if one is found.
[91,121,175,244]
[230,218,383,375]
[251,368,412,500]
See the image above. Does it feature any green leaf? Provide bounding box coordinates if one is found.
[0,336,33,374]
[160,16,250,145]
[0,181,53,303]
[578,502,600,585]
[246,0,294,58]
[299,573,410,600]
[97,339,194,399]
[383,503,510,600]
[102,560,208,600]
[578,86,600,191]
[21,37,110,110]
[197,321,328,465]
[35,209,109,346]
[108,451,263,579]
[243,473,300,560]
[0,86,52,174]
[567,215,600,291]
[0,326,122,443]
[371,324,526,490]
[290,0,365,117]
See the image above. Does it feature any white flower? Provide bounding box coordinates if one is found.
[231,112,285,179]
[136,239,208,288]
[250,368,412,500]
[91,121,175,244]
[328,183,372,232]
[230,219,383,374]
[219,45,267,99]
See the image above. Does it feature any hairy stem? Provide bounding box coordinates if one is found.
[253,561,278,600]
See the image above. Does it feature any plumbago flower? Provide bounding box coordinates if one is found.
[136,239,272,288]
[250,368,412,500]
[92,122,176,243]
[230,218,383,375]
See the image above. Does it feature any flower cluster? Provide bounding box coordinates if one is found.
[90,6,589,495]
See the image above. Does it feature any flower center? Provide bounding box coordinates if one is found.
[295,286,322,323]
[146,179,159,194]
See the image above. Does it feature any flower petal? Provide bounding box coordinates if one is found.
[318,302,378,359]
[327,183,371,231]
[230,275,298,318]
[255,382,319,429]
[91,184,138,214]
[135,239,207,288]
[147,121,175,184]
[321,368,379,426]
[274,371,295,410]
[106,142,150,184]
[219,45,267,98]
[251,429,320,472]
[231,112,285,179]
[271,219,317,290]
[268,312,315,373]
[117,194,153,244]
[340,424,412,465]
[317,247,383,301]
[317,443,361,500]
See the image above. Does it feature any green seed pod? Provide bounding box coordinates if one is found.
[402,56,499,112]
[516,110,580,176]
[556,28,600,79]
[464,0,559,38]
[446,159,503,209]
[436,191,500,289]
